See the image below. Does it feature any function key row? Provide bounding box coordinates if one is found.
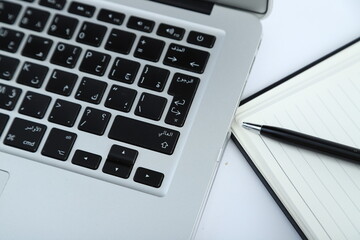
[0,1,215,48]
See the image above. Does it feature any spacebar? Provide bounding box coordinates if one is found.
[108,116,180,155]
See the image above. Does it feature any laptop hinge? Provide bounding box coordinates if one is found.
[149,0,214,15]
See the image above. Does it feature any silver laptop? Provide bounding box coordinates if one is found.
[0,0,269,239]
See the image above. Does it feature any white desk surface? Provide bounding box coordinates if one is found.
[196,0,360,239]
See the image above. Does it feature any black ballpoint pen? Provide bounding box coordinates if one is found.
[242,122,360,162]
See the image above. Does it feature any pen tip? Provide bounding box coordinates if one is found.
[242,122,262,132]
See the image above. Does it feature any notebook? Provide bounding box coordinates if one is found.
[0,0,268,239]
[232,38,360,240]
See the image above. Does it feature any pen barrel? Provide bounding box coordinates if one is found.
[261,126,360,162]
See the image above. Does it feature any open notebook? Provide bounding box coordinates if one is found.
[232,38,360,240]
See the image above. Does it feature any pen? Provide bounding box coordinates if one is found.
[242,122,360,162]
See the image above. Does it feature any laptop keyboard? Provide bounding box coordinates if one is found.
[0,0,219,195]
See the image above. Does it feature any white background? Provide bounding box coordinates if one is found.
[196,0,360,239]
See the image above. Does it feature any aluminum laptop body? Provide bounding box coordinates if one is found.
[0,0,269,239]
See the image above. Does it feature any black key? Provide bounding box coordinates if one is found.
[48,14,79,39]
[135,93,167,121]
[103,161,132,179]
[134,167,164,188]
[105,85,137,113]
[134,36,165,62]
[68,2,95,18]
[79,50,111,76]
[19,91,51,119]
[98,9,124,25]
[78,107,111,135]
[0,2,22,24]
[0,28,24,53]
[17,62,49,88]
[0,83,22,110]
[20,7,50,32]
[164,43,209,74]
[107,145,138,166]
[127,16,154,33]
[168,73,200,97]
[157,24,185,40]
[138,65,170,92]
[187,31,216,48]
[0,54,20,80]
[75,77,107,104]
[0,113,9,137]
[4,118,47,152]
[108,116,180,155]
[72,150,101,170]
[48,99,81,127]
[22,35,53,61]
[108,57,140,84]
[165,73,199,127]
[42,128,77,161]
[39,0,67,10]
[46,69,78,96]
[51,42,82,68]
[76,22,107,47]
[105,29,135,55]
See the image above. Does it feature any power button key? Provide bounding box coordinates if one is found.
[187,31,216,48]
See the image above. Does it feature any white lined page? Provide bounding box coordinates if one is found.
[233,41,360,239]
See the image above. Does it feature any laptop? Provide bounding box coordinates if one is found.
[0,0,269,239]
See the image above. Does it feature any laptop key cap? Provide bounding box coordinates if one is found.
[20,7,50,32]
[187,31,216,48]
[157,23,185,40]
[19,91,51,119]
[78,107,111,136]
[105,29,136,55]
[134,36,165,62]
[51,42,82,68]
[127,16,154,33]
[48,99,81,127]
[138,65,170,92]
[68,2,95,18]
[0,28,24,53]
[72,150,101,170]
[79,50,111,76]
[42,128,77,161]
[0,113,9,137]
[105,85,137,113]
[0,2,22,24]
[76,22,107,47]
[22,35,53,61]
[17,62,49,88]
[103,161,132,179]
[98,9,125,25]
[46,69,78,96]
[4,118,47,152]
[108,116,180,155]
[75,77,107,104]
[135,93,167,121]
[0,83,22,111]
[108,57,140,84]
[166,73,199,126]
[48,14,79,39]
[39,0,67,10]
[164,43,210,74]
[134,167,164,188]
[0,54,20,80]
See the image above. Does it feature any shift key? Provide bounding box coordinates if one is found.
[108,116,180,155]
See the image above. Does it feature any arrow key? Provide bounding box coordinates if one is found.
[103,161,132,179]
[134,167,164,188]
[72,150,102,170]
